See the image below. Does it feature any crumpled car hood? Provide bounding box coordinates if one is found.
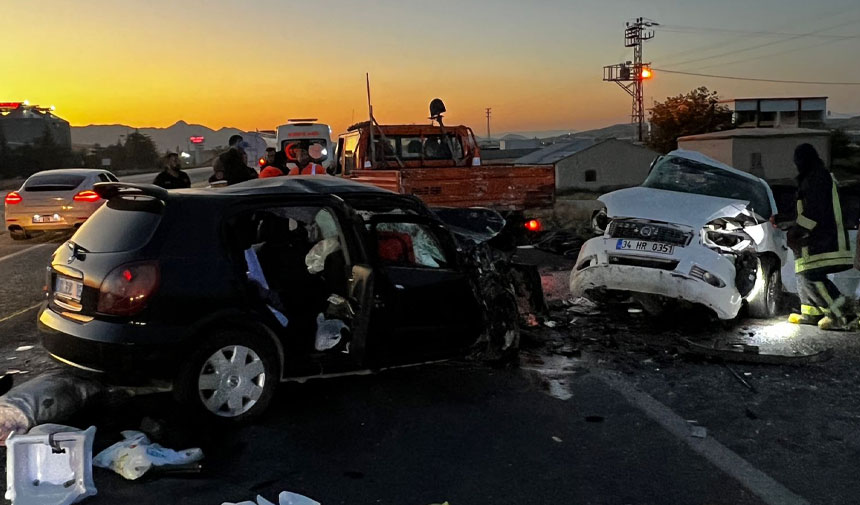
[600,187,752,229]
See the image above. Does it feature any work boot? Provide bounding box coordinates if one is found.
[788,313,821,325]
[818,316,859,332]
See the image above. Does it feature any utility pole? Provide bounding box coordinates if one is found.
[485,107,492,141]
[603,17,657,142]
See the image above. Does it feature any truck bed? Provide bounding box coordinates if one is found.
[347,165,554,211]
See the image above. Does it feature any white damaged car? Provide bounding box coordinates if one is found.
[570,150,797,319]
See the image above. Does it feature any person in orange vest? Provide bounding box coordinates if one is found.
[259,148,286,178]
[288,147,325,176]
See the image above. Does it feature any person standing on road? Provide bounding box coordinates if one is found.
[288,147,325,176]
[787,143,857,331]
[153,152,191,189]
[210,135,258,185]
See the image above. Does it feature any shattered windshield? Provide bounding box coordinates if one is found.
[643,155,773,218]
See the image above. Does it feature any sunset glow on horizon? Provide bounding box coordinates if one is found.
[4,0,859,136]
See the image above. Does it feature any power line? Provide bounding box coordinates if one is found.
[658,25,860,40]
[660,17,860,68]
[689,34,858,71]
[653,68,860,85]
[651,11,852,64]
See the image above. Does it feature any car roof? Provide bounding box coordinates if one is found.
[174,175,396,198]
[28,168,111,178]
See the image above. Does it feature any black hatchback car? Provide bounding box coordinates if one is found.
[38,176,512,422]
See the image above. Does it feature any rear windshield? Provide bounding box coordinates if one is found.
[72,197,164,252]
[24,174,86,192]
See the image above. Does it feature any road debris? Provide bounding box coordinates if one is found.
[682,338,834,365]
[565,297,600,316]
[689,423,708,439]
[0,371,105,446]
[5,425,97,505]
[93,430,203,480]
[14,346,34,352]
[223,490,320,505]
[552,436,563,443]
[724,364,757,392]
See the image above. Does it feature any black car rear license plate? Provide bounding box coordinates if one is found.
[55,277,83,302]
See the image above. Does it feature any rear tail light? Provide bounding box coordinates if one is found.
[5,191,22,205]
[97,261,159,316]
[525,219,542,232]
[73,190,101,203]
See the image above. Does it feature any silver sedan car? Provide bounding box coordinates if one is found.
[4,169,118,240]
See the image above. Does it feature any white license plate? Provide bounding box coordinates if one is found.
[54,277,83,302]
[615,239,674,255]
[33,215,60,223]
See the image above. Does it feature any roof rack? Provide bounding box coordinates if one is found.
[288,118,318,123]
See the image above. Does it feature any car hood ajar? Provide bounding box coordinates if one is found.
[599,187,752,229]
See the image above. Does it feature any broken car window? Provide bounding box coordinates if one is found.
[375,222,449,268]
[643,156,773,218]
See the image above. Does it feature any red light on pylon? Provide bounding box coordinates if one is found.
[641,68,652,79]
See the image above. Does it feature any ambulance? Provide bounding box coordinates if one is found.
[275,119,335,173]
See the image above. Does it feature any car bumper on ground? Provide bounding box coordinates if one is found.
[37,304,184,382]
[570,237,743,320]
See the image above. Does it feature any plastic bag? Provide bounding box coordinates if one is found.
[93,430,203,480]
[0,371,105,446]
[223,491,320,505]
[314,314,348,352]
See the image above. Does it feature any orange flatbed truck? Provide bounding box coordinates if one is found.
[334,122,554,244]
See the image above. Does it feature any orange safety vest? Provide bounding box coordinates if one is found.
[288,163,324,176]
[259,165,285,178]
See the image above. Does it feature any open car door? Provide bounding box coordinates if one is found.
[367,214,483,365]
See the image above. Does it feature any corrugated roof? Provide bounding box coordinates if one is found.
[481,148,541,161]
[513,139,598,164]
[678,127,829,141]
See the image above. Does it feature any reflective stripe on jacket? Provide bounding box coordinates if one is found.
[795,170,852,273]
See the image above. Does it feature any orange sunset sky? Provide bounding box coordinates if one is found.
[3,0,860,136]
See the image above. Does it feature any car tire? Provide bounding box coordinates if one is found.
[747,260,782,319]
[9,229,29,241]
[174,328,279,424]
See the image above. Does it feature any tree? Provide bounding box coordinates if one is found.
[647,87,733,154]
[122,131,159,171]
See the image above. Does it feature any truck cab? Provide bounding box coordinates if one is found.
[335,123,481,173]
[275,119,335,173]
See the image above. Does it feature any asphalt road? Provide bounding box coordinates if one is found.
[0,178,851,504]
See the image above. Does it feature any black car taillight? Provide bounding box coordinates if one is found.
[97,261,159,316]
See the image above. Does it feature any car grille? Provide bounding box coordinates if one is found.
[608,220,690,246]
[609,255,679,271]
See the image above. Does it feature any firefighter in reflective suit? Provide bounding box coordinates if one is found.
[787,143,857,330]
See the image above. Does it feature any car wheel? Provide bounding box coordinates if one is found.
[175,329,279,423]
[9,229,29,241]
[747,260,782,319]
